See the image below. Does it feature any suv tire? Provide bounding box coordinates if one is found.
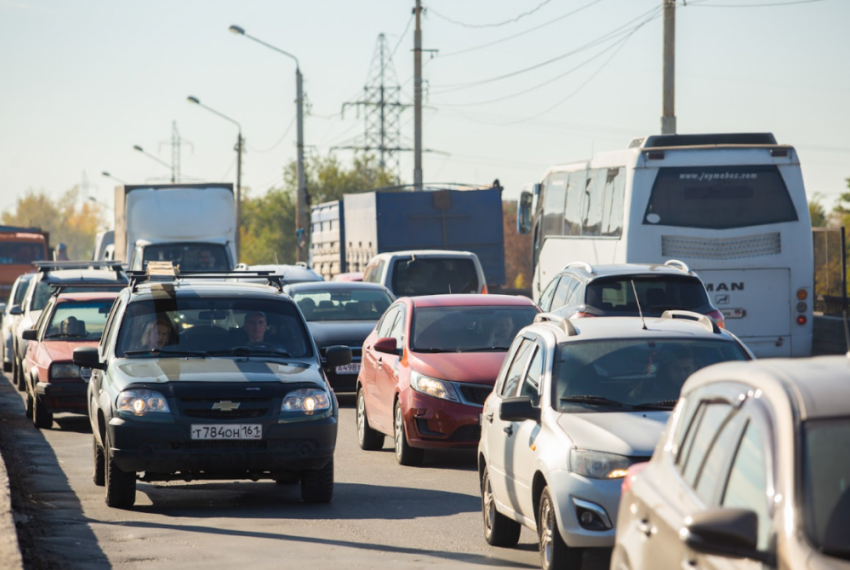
[538,486,582,570]
[104,433,136,508]
[356,388,384,451]
[93,437,105,487]
[394,401,424,466]
[24,392,34,419]
[32,393,53,429]
[482,465,521,547]
[300,458,334,503]
[14,356,25,392]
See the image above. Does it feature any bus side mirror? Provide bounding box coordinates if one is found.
[517,191,533,235]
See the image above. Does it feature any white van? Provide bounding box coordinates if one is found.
[361,250,488,297]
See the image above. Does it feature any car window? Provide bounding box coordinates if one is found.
[292,288,393,322]
[538,277,559,312]
[100,297,123,357]
[410,305,539,353]
[519,345,544,406]
[678,402,736,486]
[584,276,709,316]
[722,421,771,550]
[501,339,534,397]
[45,299,116,341]
[551,277,573,311]
[35,298,55,335]
[391,257,479,296]
[363,260,384,284]
[670,395,700,461]
[693,412,746,503]
[388,307,405,345]
[376,306,400,339]
[564,279,582,306]
[13,276,33,306]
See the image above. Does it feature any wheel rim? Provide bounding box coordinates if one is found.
[541,495,554,567]
[395,406,403,458]
[357,393,366,443]
[484,472,495,533]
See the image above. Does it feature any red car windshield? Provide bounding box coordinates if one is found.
[411,306,538,353]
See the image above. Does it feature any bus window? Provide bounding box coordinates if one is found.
[542,173,568,237]
[582,169,607,236]
[602,167,626,237]
[564,170,586,236]
[643,165,798,230]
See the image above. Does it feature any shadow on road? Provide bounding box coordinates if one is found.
[53,414,93,434]
[0,374,110,569]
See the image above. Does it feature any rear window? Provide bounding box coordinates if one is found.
[585,276,709,316]
[644,165,798,229]
[32,282,126,311]
[293,287,393,321]
[391,257,479,296]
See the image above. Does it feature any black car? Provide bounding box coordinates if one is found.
[75,267,351,508]
[283,281,394,393]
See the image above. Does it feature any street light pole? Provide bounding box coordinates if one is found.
[229,25,309,264]
[187,95,244,261]
[101,171,125,184]
[133,145,173,181]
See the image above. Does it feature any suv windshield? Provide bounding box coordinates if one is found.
[803,417,850,561]
[115,297,312,358]
[391,257,478,296]
[554,338,748,411]
[45,300,114,340]
[644,165,798,229]
[585,276,709,316]
[293,288,393,321]
[412,306,538,352]
[141,243,231,271]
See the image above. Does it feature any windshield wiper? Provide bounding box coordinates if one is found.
[560,395,626,408]
[206,346,292,357]
[632,399,678,410]
[44,333,88,339]
[123,348,208,358]
[463,347,511,352]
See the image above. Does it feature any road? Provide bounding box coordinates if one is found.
[0,372,610,570]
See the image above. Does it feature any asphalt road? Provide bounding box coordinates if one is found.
[0,372,611,570]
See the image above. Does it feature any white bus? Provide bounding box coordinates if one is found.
[517,133,813,358]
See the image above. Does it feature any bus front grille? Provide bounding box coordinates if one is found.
[661,233,781,260]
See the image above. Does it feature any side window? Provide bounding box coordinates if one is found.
[722,421,771,550]
[564,170,587,236]
[564,279,582,306]
[538,277,560,312]
[376,306,399,338]
[100,298,123,357]
[601,167,626,237]
[542,173,568,238]
[364,260,384,284]
[501,339,534,397]
[678,401,735,486]
[388,307,405,345]
[519,344,544,407]
[693,412,746,503]
[550,277,574,311]
[582,168,606,236]
[35,300,54,336]
[493,340,522,395]
[671,396,700,461]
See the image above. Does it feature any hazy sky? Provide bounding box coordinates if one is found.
[1,0,848,219]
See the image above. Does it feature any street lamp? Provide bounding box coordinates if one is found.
[187,95,244,261]
[229,24,308,263]
[101,171,125,184]
[132,145,174,182]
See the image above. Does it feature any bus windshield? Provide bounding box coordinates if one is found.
[644,165,798,230]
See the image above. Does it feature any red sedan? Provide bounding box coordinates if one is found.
[355,294,540,465]
[22,291,118,428]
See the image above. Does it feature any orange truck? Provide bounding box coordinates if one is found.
[0,226,49,299]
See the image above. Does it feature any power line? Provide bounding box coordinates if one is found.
[428,0,556,29]
[247,116,296,154]
[389,14,415,61]
[688,0,826,6]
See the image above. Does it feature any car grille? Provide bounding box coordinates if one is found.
[183,409,269,420]
[179,397,271,404]
[447,424,481,442]
[457,384,492,407]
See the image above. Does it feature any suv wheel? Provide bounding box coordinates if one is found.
[394,401,424,466]
[538,486,582,570]
[24,391,34,419]
[356,388,384,451]
[300,458,334,503]
[93,436,105,486]
[14,356,25,392]
[482,465,521,547]
[32,393,53,429]
[104,433,136,508]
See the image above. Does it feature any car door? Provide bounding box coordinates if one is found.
[504,338,546,518]
[24,297,53,383]
[487,337,536,519]
[374,304,406,431]
[360,305,399,431]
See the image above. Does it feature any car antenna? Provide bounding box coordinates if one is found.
[630,279,647,330]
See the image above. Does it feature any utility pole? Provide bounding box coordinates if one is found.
[235,132,243,261]
[296,67,308,263]
[661,0,676,135]
[413,0,423,191]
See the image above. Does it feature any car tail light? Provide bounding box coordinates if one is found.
[621,462,649,494]
[573,312,596,318]
[706,309,725,329]
[481,283,488,295]
[797,315,807,326]
[797,289,808,301]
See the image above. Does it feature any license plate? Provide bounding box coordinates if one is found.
[190,424,262,440]
[335,363,361,375]
[721,308,746,319]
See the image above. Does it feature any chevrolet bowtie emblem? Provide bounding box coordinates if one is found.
[212,400,240,412]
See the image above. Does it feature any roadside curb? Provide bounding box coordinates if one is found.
[0,445,23,570]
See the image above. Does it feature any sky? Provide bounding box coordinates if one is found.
[1,0,848,220]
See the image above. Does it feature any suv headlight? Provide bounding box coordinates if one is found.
[410,371,459,402]
[570,449,632,479]
[282,388,330,415]
[50,363,81,380]
[116,389,170,416]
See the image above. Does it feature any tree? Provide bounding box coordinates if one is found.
[809,193,827,227]
[1,187,105,260]
[502,201,532,292]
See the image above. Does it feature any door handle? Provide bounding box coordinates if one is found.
[503,425,513,436]
[484,412,494,423]
[377,356,383,364]
[638,519,653,537]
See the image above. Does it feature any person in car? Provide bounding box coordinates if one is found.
[633,345,696,401]
[243,311,270,345]
[61,316,85,336]
[487,312,515,348]
[243,311,308,356]
[197,249,216,270]
[142,317,175,351]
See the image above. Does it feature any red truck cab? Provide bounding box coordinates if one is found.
[0,226,49,299]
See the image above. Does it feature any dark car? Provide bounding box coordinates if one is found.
[76,266,351,508]
[536,260,725,328]
[283,281,394,393]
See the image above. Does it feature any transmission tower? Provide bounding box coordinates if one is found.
[335,34,412,179]
[159,121,193,182]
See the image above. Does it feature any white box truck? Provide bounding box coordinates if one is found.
[114,183,237,271]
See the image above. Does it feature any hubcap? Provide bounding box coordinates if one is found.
[357,394,365,443]
[541,495,554,567]
[484,473,495,532]
[395,407,403,457]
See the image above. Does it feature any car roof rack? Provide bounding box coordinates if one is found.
[663,259,691,273]
[660,310,720,334]
[562,261,594,274]
[127,262,283,292]
[534,312,577,336]
[33,260,125,274]
[49,282,126,297]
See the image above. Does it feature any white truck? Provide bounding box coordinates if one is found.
[114,183,237,271]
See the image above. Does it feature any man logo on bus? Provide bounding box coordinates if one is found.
[705,283,744,292]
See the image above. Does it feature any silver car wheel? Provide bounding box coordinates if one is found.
[356,393,366,444]
[394,405,403,459]
[541,494,554,567]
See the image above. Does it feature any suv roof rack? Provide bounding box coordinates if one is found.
[49,282,125,297]
[663,259,691,273]
[660,310,720,334]
[562,261,594,274]
[127,262,283,292]
[33,260,125,274]
[534,312,577,336]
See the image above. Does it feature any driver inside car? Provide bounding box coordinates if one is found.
[243,311,270,345]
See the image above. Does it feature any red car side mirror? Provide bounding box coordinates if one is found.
[373,337,398,355]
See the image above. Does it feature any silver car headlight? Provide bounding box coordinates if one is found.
[282,388,331,415]
[116,389,171,416]
[570,449,632,479]
[410,371,459,402]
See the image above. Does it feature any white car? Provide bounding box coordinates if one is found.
[478,311,753,570]
[2,273,34,372]
[361,250,488,297]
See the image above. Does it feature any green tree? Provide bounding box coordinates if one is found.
[809,192,827,227]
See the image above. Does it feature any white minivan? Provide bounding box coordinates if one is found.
[361,250,488,297]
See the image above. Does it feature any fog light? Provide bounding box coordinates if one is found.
[573,498,612,531]
[580,511,595,525]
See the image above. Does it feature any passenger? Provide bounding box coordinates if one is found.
[142,317,175,351]
[197,249,216,270]
[488,312,515,347]
[61,316,84,336]
[633,345,695,401]
[299,298,317,320]
[243,311,270,345]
